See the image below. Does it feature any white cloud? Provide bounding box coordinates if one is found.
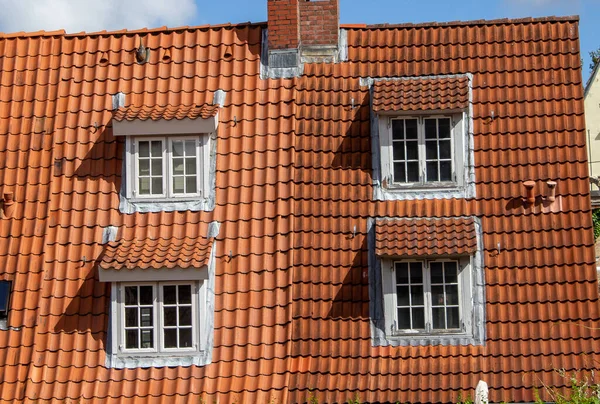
[0,0,198,34]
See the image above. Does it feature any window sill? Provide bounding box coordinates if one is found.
[119,195,214,214]
[107,350,210,369]
[374,181,473,201]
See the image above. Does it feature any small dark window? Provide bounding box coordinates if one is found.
[0,281,12,318]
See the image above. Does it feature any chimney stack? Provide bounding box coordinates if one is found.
[267,0,340,69]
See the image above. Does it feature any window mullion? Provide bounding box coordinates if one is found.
[418,117,426,184]
[155,283,161,352]
[424,260,432,332]
[165,138,171,198]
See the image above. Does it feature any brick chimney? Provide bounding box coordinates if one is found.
[267,0,340,69]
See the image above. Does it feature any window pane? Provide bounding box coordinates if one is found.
[407,162,419,182]
[432,307,445,329]
[125,287,138,305]
[406,141,418,160]
[139,159,150,176]
[151,159,163,176]
[164,329,177,348]
[185,140,196,156]
[411,285,424,305]
[392,143,405,161]
[395,263,409,283]
[440,161,452,181]
[139,141,150,157]
[397,308,411,329]
[439,140,451,159]
[125,307,138,327]
[426,162,439,182]
[140,307,153,327]
[164,307,177,326]
[172,158,184,175]
[438,118,451,138]
[172,140,184,157]
[425,119,437,139]
[173,177,185,194]
[445,262,458,283]
[409,263,423,283]
[151,141,162,157]
[152,178,163,194]
[139,286,153,305]
[405,119,418,139]
[139,177,150,195]
[179,307,192,326]
[431,285,445,306]
[394,163,406,183]
[430,262,444,283]
[185,158,197,175]
[126,329,139,349]
[141,330,153,348]
[179,328,193,348]
[426,141,438,159]
[392,121,405,140]
[164,286,177,305]
[446,285,459,305]
[412,307,425,329]
[447,307,460,329]
[179,285,192,304]
[396,286,410,306]
[186,177,197,194]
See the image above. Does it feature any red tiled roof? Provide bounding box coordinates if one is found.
[113,104,220,122]
[0,13,597,404]
[375,217,477,256]
[100,237,213,270]
[372,76,470,112]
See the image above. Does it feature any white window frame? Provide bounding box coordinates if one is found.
[117,281,203,355]
[127,135,208,201]
[381,256,473,338]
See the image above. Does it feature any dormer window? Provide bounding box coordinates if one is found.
[0,280,11,320]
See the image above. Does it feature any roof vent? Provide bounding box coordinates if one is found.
[135,38,150,64]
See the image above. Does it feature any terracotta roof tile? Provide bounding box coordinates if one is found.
[372,76,470,112]
[113,104,219,122]
[375,217,478,256]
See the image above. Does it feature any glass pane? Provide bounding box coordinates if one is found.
[447,307,460,329]
[405,119,418,139]
[425,119,437,139]
[394,163,406,183]
[0,282,10,312]
[140,307,153,327]
[406,141,418,160]
[185,140,196,156]
[395,263,409,283]
[411,285,424,306]
[164,307,177,326]
[139,159,150,175]
[151,159,163,176]
[163,286,177,304]
[438,118,451,138]
[392,143,405,161]
[407,162,419,182]
[392,121,405,140]
[179,328,193,348]
[397,308,411,329]
[439,140,451,159]
[186,177,197,194]
[125,307,138,327]
[446,285,459,305]
[173,177,184,194]
[139,286,153,305]
[151,141,162,157]
[164,329,177,348]
[409,263,423,283]
[125,287,138,305]
[431,285,445,306]
[139,178,150,195]
[445,262,458,282]
[426,162,439,182]
[432,307,445,329]
[172,141,184,157]
[179,306,192,326]
[126,329,139,349]
[396,286,410,306]
[412,307,425,329]
[426,141,438,159]
[152,177,163,194]
[179,285,192,304]
[440,161,452,181]
[141,330,153,348]
[430,262,444,283]
[138,141,150,157]
[172,158,184,175]
[185,158,197,175]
